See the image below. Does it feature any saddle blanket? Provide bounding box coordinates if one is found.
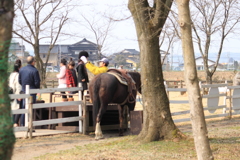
[107,72,135,86]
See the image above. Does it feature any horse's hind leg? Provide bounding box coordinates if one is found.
[95,103,107,140]
[95,122,103,140]
[118,105,125,136]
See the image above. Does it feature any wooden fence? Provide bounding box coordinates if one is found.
[10,83,240,139]
[10,84,84,139]
[168,84,230,123]
[46,80,234,88]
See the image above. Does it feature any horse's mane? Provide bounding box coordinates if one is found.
[128,72,140,80]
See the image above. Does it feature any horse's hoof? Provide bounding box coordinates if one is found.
[95,135,104,140]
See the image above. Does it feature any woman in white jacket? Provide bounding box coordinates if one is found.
[56,58,67,101]
[9,59,22,127]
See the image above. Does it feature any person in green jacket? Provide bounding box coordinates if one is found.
[80,56,109,75]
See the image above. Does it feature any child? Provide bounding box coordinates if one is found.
[80,56,109,75]
[76,51,89,99]
[66,58,78,101]
[57,59,67,101]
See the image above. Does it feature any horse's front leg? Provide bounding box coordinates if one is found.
[118,105,124,136]
[95,105,107,140]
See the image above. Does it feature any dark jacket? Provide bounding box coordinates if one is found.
[76,61,89,90]
[19,64,41,92]
[76,62,89,83]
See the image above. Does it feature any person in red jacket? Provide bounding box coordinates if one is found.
[66,58,78,101]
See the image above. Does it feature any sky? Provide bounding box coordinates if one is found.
[13,0,240,62]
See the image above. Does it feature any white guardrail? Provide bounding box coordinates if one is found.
[167,83,240,123]
[10,84,84,139]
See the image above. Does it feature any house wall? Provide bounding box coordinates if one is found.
[195,58,216,70]
[41,53,58,66]
[126,59,137,67]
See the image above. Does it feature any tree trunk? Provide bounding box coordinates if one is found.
[0,1,16,159]
[128,0,183,142]
[176,0,213,159]
[34,43,46,88]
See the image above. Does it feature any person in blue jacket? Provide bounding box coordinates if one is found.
[19,56,41,126]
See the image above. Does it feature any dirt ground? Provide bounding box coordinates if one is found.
[12,117,240,160]
[11,89,238,160]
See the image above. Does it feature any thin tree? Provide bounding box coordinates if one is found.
[13,0,75,87]
[0,0,15,159]
[80,13,115,59]
[159,17,179,67]
[176,0,213,159]
[191,0,240,84]
[128,0,185,142]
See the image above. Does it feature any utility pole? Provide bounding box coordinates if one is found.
[171,46,174,70]
[58,44,61,68]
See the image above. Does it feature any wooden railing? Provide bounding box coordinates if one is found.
[10,84,84,139]
[45,80,234,88]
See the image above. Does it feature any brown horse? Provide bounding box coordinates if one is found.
[89,71,141,139]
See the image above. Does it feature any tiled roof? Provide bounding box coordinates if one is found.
[9,42,25,51]
[39,45,70,53]
[119,49,140,55]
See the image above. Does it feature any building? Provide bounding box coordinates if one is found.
[178,56,224,71]
[109,49,169,70]
[39,38,100,67]
[9,41,26,61]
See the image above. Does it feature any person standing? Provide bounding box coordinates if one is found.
[80,56,109,75]
[76,51,89,98]
[19,56,41,126]
[56,58,68,101]
[66,58,78,101]
[9,59,22,127]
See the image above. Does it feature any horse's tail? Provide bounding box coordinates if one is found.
[92,76,101,127]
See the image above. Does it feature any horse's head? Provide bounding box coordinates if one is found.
[128,72,141,94]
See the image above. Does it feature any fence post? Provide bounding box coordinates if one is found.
[229,88,232,119]
[52,80,55,88]
[25,85,29,128]
[180,80,183,88]
[164,81,169,98]
[28,96,33,139]
[78,83,83,133]
[222,81,228,114]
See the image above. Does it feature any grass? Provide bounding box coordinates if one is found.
[34,130,240,160]
[32,89,239,160]
[35,136,197,160]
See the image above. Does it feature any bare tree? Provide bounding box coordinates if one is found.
[191,0,240,83]
[13,0,75,87]
[0,0,15,159]
[159,17,180,67]
[177,0,213,159]
[80,13,115,59]
[128,0,185,142]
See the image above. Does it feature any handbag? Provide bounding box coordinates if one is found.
[9,87,14,94]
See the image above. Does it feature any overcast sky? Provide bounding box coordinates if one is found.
[14,0,240,58]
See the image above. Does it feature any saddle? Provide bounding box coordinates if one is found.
[107,69,136,104]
